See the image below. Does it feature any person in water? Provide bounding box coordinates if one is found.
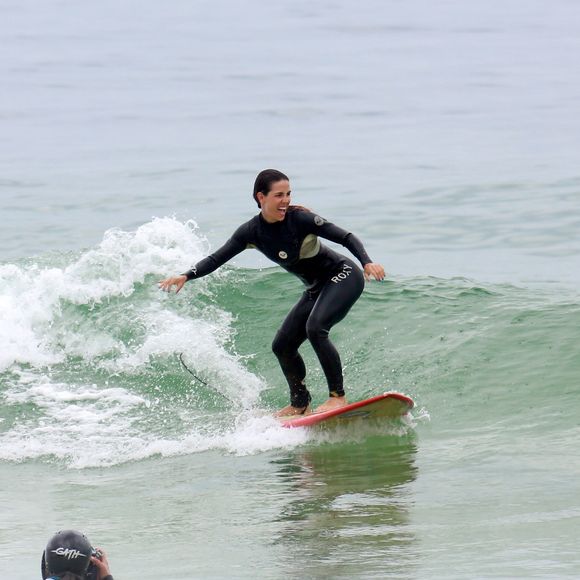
[41,529,113,580]
[159,169,385,416]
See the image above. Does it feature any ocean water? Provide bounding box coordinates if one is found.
[1,1,579,578]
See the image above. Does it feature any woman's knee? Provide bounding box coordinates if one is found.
[271,332,283,357]
[305,317,328,344]
[272,331,294,358]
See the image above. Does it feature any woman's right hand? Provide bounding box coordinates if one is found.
[158,275,187,294]
[90,547,112,580]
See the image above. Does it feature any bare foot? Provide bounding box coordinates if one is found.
[314,396,348,413]
[274,404,311,417]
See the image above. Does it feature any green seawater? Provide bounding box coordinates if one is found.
[2,257,579,578]
[2,0,580,576]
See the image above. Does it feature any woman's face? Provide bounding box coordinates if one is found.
[257,179,291,223]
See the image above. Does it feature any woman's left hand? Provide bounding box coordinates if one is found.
[158,275,187,293]
[363,263,386,281]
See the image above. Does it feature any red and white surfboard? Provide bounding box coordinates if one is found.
[279,392,414,428]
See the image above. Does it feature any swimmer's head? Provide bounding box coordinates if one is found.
[42,529,93,579]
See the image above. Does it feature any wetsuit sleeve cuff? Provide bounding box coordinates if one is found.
[341,232,373,267]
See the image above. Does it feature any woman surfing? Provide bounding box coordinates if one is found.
[159,169,385,416]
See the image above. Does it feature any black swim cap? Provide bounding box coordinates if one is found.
[43,530,93,578]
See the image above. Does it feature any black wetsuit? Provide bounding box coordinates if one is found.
[183,209,372,408]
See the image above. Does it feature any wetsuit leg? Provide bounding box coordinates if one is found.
[272,292,315,408]
[305,260,365,397]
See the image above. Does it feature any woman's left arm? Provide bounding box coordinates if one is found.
[306,213,386,281]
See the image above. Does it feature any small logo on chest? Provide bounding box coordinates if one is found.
[278,251,288,259]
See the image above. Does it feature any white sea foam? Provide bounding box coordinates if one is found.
[0,372,148,467]
[0,372,309,468]
[102,305,263,409]
[0,218,277,466]
[120,414,312,465]
[0,217,208,371]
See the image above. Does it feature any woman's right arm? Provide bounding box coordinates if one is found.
[158,224,249,293]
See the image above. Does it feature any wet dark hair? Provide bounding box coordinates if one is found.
[252,169,289,208]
